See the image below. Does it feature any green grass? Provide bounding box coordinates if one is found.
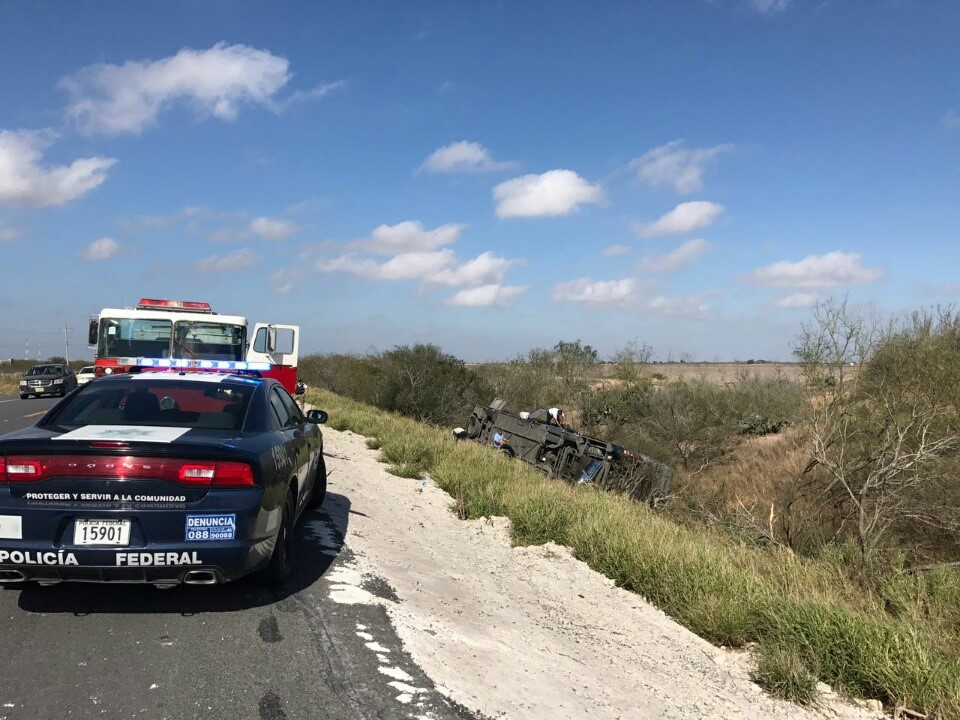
[310,388,960,718]
[754,644,819,705]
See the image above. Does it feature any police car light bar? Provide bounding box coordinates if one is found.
[136,298,213,313]
[132,358,271,372]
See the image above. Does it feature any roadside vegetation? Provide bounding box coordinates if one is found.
[302,299,960,717]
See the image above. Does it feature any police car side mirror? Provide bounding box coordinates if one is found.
[306,409,327,424]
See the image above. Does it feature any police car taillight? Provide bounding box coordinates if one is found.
[0,455,254,487]
[177,461,254,487]
[0,457,41,483]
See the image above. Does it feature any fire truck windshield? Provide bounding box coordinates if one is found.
[172,320,245,361]
[98,318,172,359]
[98,318,245,361]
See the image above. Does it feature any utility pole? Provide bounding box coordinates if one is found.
[24,337,28,361]
[61,324,73,364]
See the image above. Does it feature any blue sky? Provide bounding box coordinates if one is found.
[1,0,958,362]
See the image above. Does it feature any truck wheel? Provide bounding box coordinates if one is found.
[466,415,482,439]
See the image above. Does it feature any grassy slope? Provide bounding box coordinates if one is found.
[311,388,960,717]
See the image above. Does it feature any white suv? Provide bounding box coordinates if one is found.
[76,365,97,386]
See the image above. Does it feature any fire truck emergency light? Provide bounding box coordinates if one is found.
[136,299,213,313]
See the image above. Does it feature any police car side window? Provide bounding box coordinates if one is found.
[268,391,290,430]
[277,389,304,426]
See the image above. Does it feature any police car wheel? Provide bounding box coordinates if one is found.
[257,491,296,587]
[306,456,327,510]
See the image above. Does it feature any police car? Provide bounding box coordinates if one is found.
[0,371,327,588]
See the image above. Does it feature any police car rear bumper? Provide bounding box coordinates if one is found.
[0,489,277,585]
[0,541,273,585]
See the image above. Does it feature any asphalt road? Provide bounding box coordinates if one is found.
[0,395,478,720]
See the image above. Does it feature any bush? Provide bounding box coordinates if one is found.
[300,344,490,427]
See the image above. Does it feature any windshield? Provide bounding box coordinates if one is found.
[98,318,172,359]
[49,381,253,431]
[173,321,245,361]
[26,365,61,376]
[578,458,603,483]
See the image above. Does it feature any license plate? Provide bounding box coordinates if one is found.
[73,519,131,546]
[34,386,44,392]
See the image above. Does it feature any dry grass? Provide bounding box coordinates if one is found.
[676,429,809,511]
[0,372,21,395]
[646,362,806,384]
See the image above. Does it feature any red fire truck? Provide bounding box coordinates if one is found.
[88,298,300,393]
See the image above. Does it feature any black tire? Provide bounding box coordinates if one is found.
[466,415,482,439]
[306,455,327,509]
[256,490,296,587]
[19,394,27,400]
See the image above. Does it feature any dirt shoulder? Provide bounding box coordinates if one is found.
[321,425,883,720]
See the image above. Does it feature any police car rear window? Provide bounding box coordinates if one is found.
[49,381,253,431]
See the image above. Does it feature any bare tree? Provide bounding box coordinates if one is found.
[792,299,959,558]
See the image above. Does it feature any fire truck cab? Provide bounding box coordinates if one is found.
[88,298,300,393]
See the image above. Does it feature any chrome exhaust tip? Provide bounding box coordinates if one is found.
[182,570,218,585]
[0,570,27,583]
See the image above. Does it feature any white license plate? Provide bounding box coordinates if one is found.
[34,386,44,392]
[73,519,131,546]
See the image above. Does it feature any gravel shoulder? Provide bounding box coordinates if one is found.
[322,425,885,720]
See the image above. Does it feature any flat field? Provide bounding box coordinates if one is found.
[647,362,805,383]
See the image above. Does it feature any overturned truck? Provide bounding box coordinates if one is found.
[458,399,672,504]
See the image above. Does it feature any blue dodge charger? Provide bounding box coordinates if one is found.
[0,371,327,587]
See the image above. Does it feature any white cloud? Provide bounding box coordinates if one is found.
[940,110,960,131]
[494,170,604,218]
[357,220,466,254]
[80,237,119,261]
[636,201,724,238]
[748,251,883,288]
[646,294,712,317]
[279,81,345,111]
[602,244,631,257]
[447,284,529,307]
[426,251,520,287]
[269,267,303,295]
[630,140,733,195]
[0,227,19,242]
[62,43,292,135]
[641,238,710,271]
[249,216,297,242]
[193,248,255,273]
[316,250,456,282]
[552,277,637,307]
[0,130,115,207]
[419,141,517,174]
[751,0,790,13]
[775,292,819,308]
[117,206,237,233]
